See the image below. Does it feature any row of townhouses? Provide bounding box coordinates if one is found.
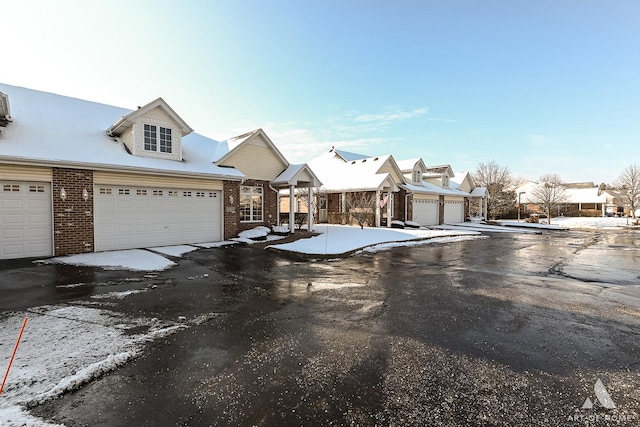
[0,84,487,260]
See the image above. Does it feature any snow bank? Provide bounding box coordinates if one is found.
[267,224,480,256]
[50,249,176,271]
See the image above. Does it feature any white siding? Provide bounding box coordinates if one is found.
[94,171,223,190]
[220,142,286,181]
[0,164,52,182]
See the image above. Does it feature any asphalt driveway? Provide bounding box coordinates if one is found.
[2,230,639,426]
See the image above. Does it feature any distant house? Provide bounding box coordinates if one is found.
[516,181,607,217]
[0,83,317,259]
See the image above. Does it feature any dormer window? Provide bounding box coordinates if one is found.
[443,174,450,187]
[413,170,422,185]
[144,124,172,153]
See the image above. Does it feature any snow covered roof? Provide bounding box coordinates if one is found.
[271,163,322,187]
[308,151,402,192]
[106,97,193,137]
[403,181,470,197]
[0,83,244,180]
[517,181,606,204]
[396,158,427,172]
[563,187,607,204]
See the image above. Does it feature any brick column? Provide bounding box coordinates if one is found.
[223,180,240,240]
[52,168,94,256]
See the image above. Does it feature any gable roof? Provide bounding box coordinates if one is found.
[215,128,289,167]
[308,151,404,192]
[0,83,244,180]
[271,163,322,187]
[396,158,427,173]
[106,97,193,137]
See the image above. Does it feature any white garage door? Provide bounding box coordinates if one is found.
[444,200,464,224]
[94,186,222,252]
[1,182,53,259]
[412,198,439,226]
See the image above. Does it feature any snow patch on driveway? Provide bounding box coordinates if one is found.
[0,306,183,426]
[50,249,176,271]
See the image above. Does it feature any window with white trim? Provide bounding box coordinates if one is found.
[240,186,263,222]
[144,124,172,153]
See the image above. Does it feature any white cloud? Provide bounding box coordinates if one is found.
[354,107,429,123]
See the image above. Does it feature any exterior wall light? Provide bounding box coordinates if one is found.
[60,187,67,201]
[83,188,89,201]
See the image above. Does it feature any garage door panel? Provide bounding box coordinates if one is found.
[28,227,50,238]
[95,185,221,251]
[0,182,52,259]
[2,199,23,209]
[444,200,464,224]
[2,214,23,225]
[2,244,25,257]
[412,199,439,226]
[3,229,23,239]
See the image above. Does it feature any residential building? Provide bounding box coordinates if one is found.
[0,83,318,259]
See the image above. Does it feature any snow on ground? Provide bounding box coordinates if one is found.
[267,224,481,256]
[501,216,638,230]
[552,216,638,229]
[50,249,176,271]
[148,245,199,257]
[0,306,184,426]
[193,241,237,249]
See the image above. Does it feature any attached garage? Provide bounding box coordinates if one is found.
[413,197,439,226]
[1,181,53,259]
[94,185,222,251]
[444,199,464,224]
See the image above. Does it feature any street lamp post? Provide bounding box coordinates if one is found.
[518,192,526,222]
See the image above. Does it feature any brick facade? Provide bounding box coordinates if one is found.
[223,179,279,239]
[52,168,94,256]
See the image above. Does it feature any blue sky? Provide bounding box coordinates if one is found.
[4,0,639,184]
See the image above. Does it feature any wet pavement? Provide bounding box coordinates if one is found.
[2,229,640,426]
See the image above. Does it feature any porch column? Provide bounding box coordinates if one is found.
[484,196,488,219]
[307,185,313,231]
[375,190,381,227]
[289,184,295,233]
[386,190,392,227]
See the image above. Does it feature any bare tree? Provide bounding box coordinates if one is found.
[612,164,640,219]
[473,160,521,219]
[344,191,376,229]
[529,174,567,225]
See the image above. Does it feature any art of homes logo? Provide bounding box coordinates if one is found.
[581,378,616,409]
[567,378,636,423]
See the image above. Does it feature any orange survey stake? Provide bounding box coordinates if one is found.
[0,317,28,396]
